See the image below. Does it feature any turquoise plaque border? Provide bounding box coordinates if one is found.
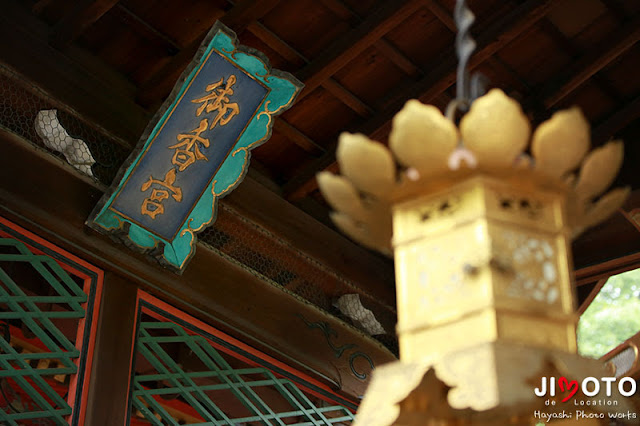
[87,22,302,272]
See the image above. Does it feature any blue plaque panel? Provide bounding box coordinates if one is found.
[109,52,268,241]
[88,22,302,271]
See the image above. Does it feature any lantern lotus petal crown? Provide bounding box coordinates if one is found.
[318,89,629,254]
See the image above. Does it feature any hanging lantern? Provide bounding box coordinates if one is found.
[318,2,633,425]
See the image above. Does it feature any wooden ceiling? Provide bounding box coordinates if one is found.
[5,0,640,284]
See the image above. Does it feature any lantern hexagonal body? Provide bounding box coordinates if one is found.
[392,176,577,363]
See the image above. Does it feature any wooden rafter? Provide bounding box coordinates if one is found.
[0,0,148,143]
[284,0,554,200]
[377,0,553,128]
[423,1,540,108]
[318,0,421,77]
[50,0,121,48]
[422,1,531,89]
[421,7,634,122]
[246,21,373,118]
[374,39,421,77]
[544,17,640,108]
[538,18,622,102]
[243,0,426,151]
[295,0,424,101]
[136,0,281,106]
[133,0,332,156]
[272,119,325,156]
[322,78,374,117]
[423,0,455,30]
[390,0,623,113]
[246,21,306,66]
[593,94,640,144]
[110,4,183,53]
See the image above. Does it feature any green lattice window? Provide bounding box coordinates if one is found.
[0,218,102,425]
[129,295,357,425]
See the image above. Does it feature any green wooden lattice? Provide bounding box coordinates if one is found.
[132,321,355,425]
[0,237,87,425]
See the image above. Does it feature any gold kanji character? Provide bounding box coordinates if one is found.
[140,168,183,219]
[169,119,210,172]
[191,75,240,129]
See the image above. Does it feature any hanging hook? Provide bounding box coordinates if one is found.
[454,0,476,105]
[448,0,489,117]
[445,0,488,170]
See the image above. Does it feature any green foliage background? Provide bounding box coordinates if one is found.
[578,268,640,359]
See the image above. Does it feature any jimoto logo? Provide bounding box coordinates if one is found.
[533,377,638,422]
[534,376,637,402]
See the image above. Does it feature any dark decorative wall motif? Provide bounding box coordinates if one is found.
[299,315,375,381]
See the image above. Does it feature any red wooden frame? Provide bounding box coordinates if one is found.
[125,290,359,424]
[0,215,104,425]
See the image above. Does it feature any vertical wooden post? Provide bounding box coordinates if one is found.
[84,272,138,426]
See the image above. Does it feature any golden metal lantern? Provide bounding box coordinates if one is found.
[318,88,633,425]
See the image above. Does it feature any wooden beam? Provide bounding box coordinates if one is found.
[295,0,424,101]
[247,1,419,119]
[273,119,326,155]
[284,0,554,200]
[111,4,182,53]
[430,9,636,121]
[240,22,372,147]
[575,252,640,286]
[425,0,546,110]
[423,0,455,31]
[0,0,148,143]
[316,0,430,78]
[137,0,282,106]
[426,0,546,116]
[0,128,396,399]
[85,272,138,426]
[592,94,640,144]
[486,55,532,95]
[315,0,422,76]
[223,174,396,307]
[374,39,421,77]
[538,18,623,103]
[322,78,374,117]
[403,0,553,114]
[544,18,640,108]
[246,21,374,118]
[50,0,121,48]
[246,21,306,66]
